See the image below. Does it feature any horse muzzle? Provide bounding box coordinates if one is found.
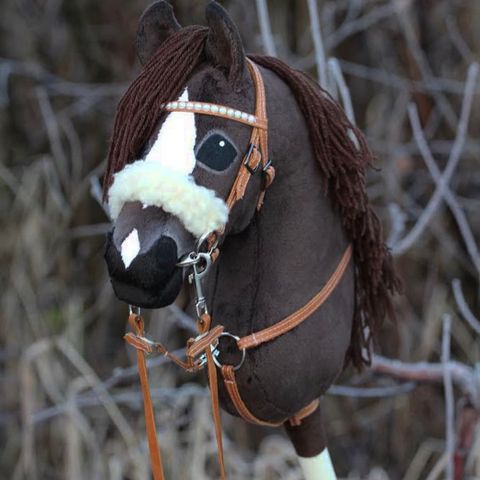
[104,232,183,308]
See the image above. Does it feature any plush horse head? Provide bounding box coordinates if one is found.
[103,2,399,478]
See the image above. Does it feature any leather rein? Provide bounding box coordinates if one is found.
[124,59,352,480]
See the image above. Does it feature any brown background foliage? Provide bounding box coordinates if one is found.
[1,1,479,479]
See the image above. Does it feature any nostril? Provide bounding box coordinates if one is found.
[148,235,178,272]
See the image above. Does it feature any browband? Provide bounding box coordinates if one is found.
[161,101,267,130]
[161,59,268,131]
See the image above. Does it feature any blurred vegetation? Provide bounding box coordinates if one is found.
[1,0,480,479]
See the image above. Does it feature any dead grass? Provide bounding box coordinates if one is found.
[1,0,480,479]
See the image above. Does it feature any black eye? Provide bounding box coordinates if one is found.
[196,134,237,171]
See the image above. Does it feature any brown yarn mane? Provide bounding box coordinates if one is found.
[104,28,400,369]
[248,55,400,368]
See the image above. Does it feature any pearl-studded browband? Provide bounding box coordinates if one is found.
[161,85,268,131]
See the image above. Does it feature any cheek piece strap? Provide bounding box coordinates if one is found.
[123,59,352,480]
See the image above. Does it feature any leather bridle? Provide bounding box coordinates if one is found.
[124,59,352,480]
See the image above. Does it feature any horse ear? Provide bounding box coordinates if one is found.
[136,1,181,65]
[205,1,246,84]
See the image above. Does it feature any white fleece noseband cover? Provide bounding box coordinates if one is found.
[108,160,229,238]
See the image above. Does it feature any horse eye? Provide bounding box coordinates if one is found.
[197,134,237,171]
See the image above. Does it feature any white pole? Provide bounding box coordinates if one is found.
[298,449,337,480]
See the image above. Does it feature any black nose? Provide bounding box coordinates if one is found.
[104,232,183,308]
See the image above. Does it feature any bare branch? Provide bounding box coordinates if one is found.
[306,0,328,87]
[445,16,474,64]
[293,56,479,96]
[328,381,416,398]
[325,1,398,50]
[397,5,460,131]
[442,314,455,480]
[255,0,277,56]
[35,87,69,186]
[371,354,480,408]
[32,384,207,424]
[452,279,480,335]
[68,223,111,238]
[327,58,356,124]
[407,103,480,274]
[392,63,479,255]
[167,304,197,333]
[89,175,110,218]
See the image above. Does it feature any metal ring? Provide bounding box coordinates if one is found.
[176,232,219,269]
[196,231,219,256]
[129,305,141,315]
[212,332,246,371]
[176,252,199,268]
[195,231,212,253]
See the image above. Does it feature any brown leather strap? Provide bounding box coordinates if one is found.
[126,314,227,479]
[197,314,227,480]
[256,164,275,210]
[221,365,320,428]
[186,324,224,359]
[221,365,284,427]
[218,246,351,430]
[126,245,352,478]
[127,314,165,480]
[125,332,197,372]
[163,58,272,216]
[288,399,320,427]
[247,59,269,171]
[238,244,353,350]
[226,59,270,211]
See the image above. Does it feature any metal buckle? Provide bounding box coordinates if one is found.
[197,345,221,368]
[262,158,272,172]
[129,305,141,315]
[212,332,246,371]
[243,143,261,174]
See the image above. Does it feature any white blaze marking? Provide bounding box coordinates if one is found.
[144,88,196,175]
[121,228,140,269]
[298,449,337,480]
